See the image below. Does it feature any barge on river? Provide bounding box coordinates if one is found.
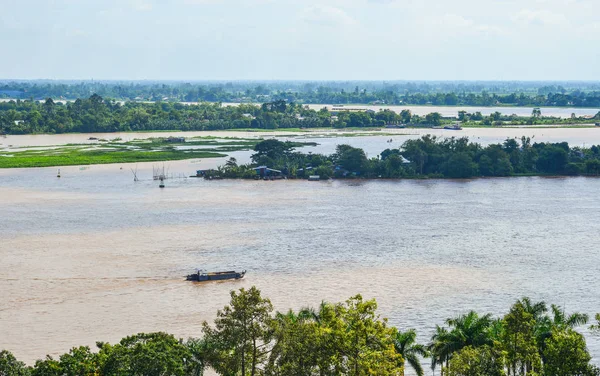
[186,270,246,282]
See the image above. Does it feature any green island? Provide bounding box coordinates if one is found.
[1,95,600,136]
[2,80,600,107]
[2,287,600,376]
[200,136,600,180]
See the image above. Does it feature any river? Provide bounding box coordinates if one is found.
[1,131,600,373]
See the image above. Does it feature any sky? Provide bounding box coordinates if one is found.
[1,0,599,81]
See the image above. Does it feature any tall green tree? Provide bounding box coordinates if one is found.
[202,287,274,376]
[57,346,97,376]
[445,345,505,376]
[332,295,403,376]
[542,329,596,376]
[96,332,192,376]
[501,301,541,376]
[266,309,320,375]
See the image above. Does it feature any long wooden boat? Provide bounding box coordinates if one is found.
[186,270,246,282]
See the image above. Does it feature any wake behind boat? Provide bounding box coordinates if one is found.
[186,270,246,282]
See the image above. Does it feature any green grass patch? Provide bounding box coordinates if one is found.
[0,149,228,168]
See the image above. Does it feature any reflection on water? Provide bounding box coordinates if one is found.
[1,166,600,372]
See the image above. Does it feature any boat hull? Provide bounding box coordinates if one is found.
[186,270,246,282]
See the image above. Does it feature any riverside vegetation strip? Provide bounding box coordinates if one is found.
[1,95,600,136]
[2,287,600,376]
[202,137,600,180]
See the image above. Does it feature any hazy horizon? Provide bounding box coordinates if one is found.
[2,0,599,81]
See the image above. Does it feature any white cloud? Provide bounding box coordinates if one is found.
[512,9,567,26]
[300,5,357,27]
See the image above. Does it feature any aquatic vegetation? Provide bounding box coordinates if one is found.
[0,137,317,168]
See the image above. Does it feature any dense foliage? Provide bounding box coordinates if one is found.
[206,136,600,180]
[2,288,599,376]
[1,95,599,135]
[2,81,600,107]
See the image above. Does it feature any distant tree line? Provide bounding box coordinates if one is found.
[208,136,600,180]
[2,96,599,135]
[2,81,600,107]
[2,287,600,375]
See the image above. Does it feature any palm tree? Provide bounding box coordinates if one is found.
[428,311,493,375]
[518,297,548,321]
[268,309,304,367]
[393,329,428,376]
[186,337,212,376]
[591,313,600,332]
[445,311,494,348]
[547,304,589,329]
[298,301,331,325]
[429,326,457,376]
[267,307,324,375]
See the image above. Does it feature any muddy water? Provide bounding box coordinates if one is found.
[1,162,600,371]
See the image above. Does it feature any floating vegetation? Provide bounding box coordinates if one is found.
[0,136,316,168]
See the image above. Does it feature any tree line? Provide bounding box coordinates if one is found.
[2,81,600,107]
[1,96,599,135]
[2,287,600,376]
[205,136,600,180]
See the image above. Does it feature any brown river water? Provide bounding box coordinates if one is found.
[1,130,600,373]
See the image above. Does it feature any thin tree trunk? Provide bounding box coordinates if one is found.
[241,344,246,376]
[251,337,257,376]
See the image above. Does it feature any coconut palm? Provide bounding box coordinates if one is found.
[547,304,589,329]
[393,329,428,376]
[429,311,493,375]
[445,311,494,348]
[591,313,600,332]
[429,325,457,375]
[518,297,548,321]
[186,337,212,376]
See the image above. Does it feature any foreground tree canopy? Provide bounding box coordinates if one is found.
[2,288,599,376]
[205,136,600,180]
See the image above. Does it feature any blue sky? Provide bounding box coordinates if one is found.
[1,0,599,80]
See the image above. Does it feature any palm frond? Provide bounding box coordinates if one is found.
[406,353,425,376]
